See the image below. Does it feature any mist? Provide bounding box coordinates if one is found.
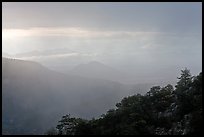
[2,2,202,135]
[2,2,202,84]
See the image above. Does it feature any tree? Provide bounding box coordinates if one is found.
[175,68,192,91]
[56,114,79,135]
[49,69,202,135]
[174,68,197,119]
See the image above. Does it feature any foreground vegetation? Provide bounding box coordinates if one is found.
[47,68,202,135]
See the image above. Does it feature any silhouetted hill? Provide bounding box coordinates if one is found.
[2,57,131,135]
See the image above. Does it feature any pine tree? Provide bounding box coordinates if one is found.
[175,68,192,91]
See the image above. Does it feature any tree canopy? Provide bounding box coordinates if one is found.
[47,69,202,135]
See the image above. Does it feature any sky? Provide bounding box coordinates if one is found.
[2,2,202,84]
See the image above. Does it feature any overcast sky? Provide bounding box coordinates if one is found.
[2,2,202,83]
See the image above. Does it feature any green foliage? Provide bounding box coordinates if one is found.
[175,68,192,91]
[48,69,202,135]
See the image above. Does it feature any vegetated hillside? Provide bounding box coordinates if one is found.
[2,58,131,135]
[48,69,202,135]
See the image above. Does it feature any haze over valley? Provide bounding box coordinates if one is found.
[2,2,202,135]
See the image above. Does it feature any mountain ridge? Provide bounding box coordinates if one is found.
[2,57,131,135]
[69,61,132,84]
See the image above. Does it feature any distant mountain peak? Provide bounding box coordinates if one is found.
[69,61,130,83]
[73,61,116,72]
